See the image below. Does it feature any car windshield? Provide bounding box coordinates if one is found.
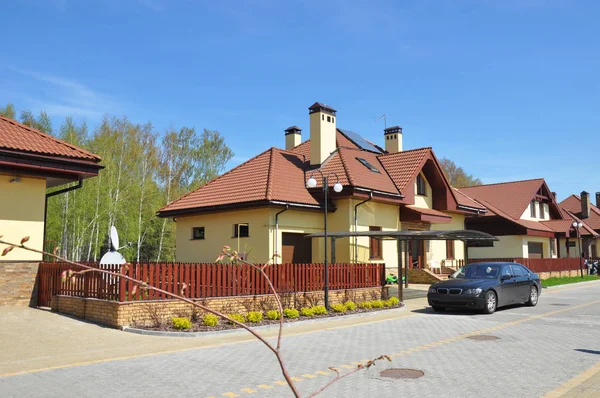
[451,264,500,279]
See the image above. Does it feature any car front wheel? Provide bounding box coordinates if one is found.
[483,291,497,314]
[527,286,538,307]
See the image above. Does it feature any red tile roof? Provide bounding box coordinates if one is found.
[459,179,545,220]
[561,208,600,237]
[0,116,101,161]
[378,148,430,192]
[559,195,600,231]
[159,148,319,214]
[452,188,486,211]
[475,198,555,233]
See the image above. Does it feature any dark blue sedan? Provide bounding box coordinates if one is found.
[427,262,542,314]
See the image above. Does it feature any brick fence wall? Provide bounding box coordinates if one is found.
[0,262,39,306]
[51,286,389,328]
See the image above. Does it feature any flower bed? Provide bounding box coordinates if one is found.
[135,297,402,333]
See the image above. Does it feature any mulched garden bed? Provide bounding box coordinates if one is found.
[135,303,403,333]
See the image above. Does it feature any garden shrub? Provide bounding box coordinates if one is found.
[312,305,327,315]
[247,311,263,323]
[202,313,219,327]
[283,308,299,319]
[300,307,315,317]
[344,301,357,311]
[387,296,400,306]
[172,317,192,330]
[370,300,384,308]
[228,313,246,324]
[331,303,347,313]
[358,301,373,309]
[266,310,280,320]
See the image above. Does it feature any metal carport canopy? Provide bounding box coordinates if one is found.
[304,230,498,241]
[304,230,497,303]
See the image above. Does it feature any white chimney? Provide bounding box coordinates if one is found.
[284,126,302,150]
[384,126,403,153]
[308,102,337,166]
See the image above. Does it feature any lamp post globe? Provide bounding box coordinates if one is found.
[307,177,318,188]
[333,182,343,193]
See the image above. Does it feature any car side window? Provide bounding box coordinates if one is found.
[501,265,512,277]
[514,264,529,276]
[512,265,524,277]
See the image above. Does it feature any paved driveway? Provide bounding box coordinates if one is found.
[2,282,600,397]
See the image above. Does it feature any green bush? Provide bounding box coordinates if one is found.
[344,301,357,311]
[247,311,263,323]
[358,301,373,309]
[266,310,280,320]
[300,307,315,317]
[228,313,246,324]
[312,305,328,315]
[283,308,299,319]
[331,303,347,313]
[370,300,384,309]
[202,313,219,327]
[172,317,192,330]
[387,296,400,306]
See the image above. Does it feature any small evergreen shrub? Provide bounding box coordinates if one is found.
[247,311,263,323]
[283,308,299,319]
[266,310,280,320]
[228,313,246,324]
[358,301,373,309]
[312,305,328,315]
[331,303,347,313]
[300,307,315,317]
[371,300,384,309]
[387,297,400,306]
[172,317,192,330]
[202,313,219,327]
[344,301,357,311]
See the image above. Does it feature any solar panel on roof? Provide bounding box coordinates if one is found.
[339,129,383,153]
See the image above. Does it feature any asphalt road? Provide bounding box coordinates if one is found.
[2,282,600,398]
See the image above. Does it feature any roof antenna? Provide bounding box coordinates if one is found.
[375,114,387,129]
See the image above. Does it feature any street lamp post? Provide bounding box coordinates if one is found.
[307,170,342,311]
[572,221,584,278]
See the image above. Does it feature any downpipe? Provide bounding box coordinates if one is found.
[354,192,373,263]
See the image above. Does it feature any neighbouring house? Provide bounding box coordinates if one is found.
[158,102,486,275]
[457,179,599,260]
[0,116,102,305]
[558,192,600,258]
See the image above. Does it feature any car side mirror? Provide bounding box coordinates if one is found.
[501,274,512,281]
[447,274,454,279]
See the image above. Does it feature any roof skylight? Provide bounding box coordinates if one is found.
[357,157,380,173]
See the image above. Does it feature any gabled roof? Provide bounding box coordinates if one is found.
[378,148,431,192]
[452,188,486,211]
[474,197,555,233]
[459,178,548,220]
[158,148,320,216]
[561,208,600,237]
[559,195,600,231]
[0,115,101,162]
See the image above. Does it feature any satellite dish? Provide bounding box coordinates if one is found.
[110,226,119,251]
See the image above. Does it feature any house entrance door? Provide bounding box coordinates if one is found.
[282,233,312,264]
[409,240,426,268]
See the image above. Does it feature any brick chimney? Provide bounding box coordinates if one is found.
[308,102,337,166]
[384,126,403,153]
[581,191,590,219]
[284,126,302,150]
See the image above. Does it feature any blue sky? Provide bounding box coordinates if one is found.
[1,0,598,201]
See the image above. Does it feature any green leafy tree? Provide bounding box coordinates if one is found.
[20,109,53,134]
[0,103,16,119]
[439,157,482,188]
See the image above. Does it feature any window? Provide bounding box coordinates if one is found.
[327,116,331,122]
[501,265,513,277]
[446,240,455,259]
[369,226,382,260]
[192,227,205,240]
[416,174,427,196]
[356,157,380,173]
[511,265,524,277]
[322,114,324,121]
[513,264,530,276]
[233,224,249,238]
[530,200,537,218]
[467,240,494,248]
[539,202,545,219]
[332,117,335,123]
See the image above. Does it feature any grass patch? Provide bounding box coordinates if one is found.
[542,275,599,288]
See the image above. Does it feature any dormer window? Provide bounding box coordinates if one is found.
[539,202,545,219]
[357,158,380,173]
[530,200,537,218]
[416,174,427,196]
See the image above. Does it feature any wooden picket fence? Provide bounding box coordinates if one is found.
[467,257,582,273]
[37,262,385,307]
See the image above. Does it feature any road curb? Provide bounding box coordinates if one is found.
[122,305,407,338]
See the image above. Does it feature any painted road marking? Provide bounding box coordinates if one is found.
[302,373,318,379]
[239,387,257,394]
[221,393,240,398]
[256,384,273,390]
[541,361,600,397]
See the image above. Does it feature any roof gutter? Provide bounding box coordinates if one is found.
[354,192,373,263]
[43,178,83,257]
[458,204,487,214]
[354,187,404,199]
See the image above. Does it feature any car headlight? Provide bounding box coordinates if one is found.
[428,286,437,294]
[463,288,482,296]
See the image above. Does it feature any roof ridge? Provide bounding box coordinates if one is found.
[159,147,275,212]
[337,148,356,186]
[265,148,275,201]
[0,115,101,161]
[461,177,544,189]
[376,154,403,195]
[378,147,432,157]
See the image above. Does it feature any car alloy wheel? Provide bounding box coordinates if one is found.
[484,291,497,314]
[528,286,538,307]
